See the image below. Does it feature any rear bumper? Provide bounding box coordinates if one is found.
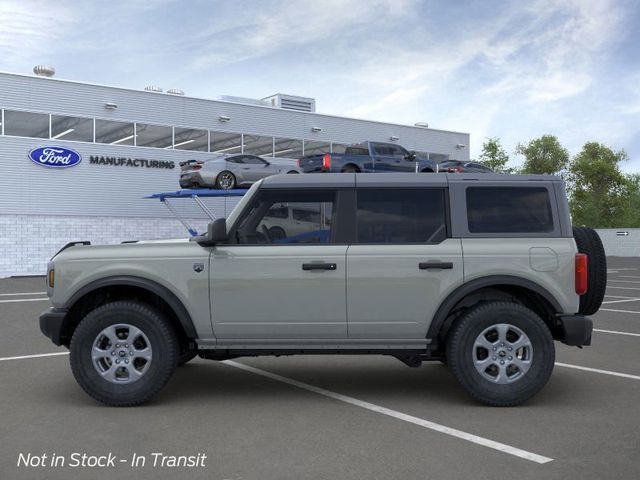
[558,314,593,346]
[39,308,68,346]
[179,172,206,188]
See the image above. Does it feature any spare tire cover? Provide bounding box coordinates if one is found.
[573,226,607,315]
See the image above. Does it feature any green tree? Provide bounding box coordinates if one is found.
[568,142,631,227]
[478,137,513,173]
[516,135,569,175]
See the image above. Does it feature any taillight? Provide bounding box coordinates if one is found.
[297,158,302,167]
[575,253,588,295]
[447,167,463,173]
[322,153,331,170]
[192,164,202,170]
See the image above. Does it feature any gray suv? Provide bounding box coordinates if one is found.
[40,173,606,407]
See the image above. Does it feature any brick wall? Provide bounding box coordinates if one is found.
[0,214,211,278]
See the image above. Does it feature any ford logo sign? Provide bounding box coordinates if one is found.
[28,146,82,168]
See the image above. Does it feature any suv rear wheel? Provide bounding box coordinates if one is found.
[70,301,178,406]
[446,301,555,406]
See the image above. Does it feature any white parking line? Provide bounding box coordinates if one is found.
[608,279,640,284]
[602,297,640,305]
[0,352,69,362]
[0,292,47,296]
[606,285,640,292]
[0,298,49,304]
[601,308,640,314]
[556,363,640,381]
[616,275,640,279]
[223,360,553,464]
[593,328,640,338]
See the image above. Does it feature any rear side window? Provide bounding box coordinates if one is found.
[345,147,369,156]
[466,187,553,233]
[356,189,447,243]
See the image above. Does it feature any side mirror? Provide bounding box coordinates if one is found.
[208,218,228,243]
[193,218,227,245]
[405,151,417,161]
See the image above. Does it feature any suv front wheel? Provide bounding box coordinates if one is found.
[446,302,555,406]
[70,301,178,407]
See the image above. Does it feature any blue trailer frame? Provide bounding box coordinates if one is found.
[145,189,246,236]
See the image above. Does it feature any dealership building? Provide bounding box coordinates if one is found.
[0,68,470,277]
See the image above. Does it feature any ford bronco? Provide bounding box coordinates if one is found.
[40,173,606,406]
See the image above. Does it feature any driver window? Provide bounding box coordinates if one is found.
[235,190,335,244]
[243,155,266,165]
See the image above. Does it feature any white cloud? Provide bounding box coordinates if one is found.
[0,0,76,66]
[192,0,416,68]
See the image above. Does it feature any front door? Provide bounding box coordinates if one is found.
[209,188,348,340]
[346,188,463,339]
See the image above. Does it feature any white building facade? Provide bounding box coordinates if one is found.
[0,71,470,277]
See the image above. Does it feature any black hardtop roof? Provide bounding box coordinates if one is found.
[260,172,562,189]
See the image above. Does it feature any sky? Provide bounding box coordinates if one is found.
[1,0,639,170]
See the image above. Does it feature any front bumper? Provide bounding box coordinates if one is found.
[558,314,593,346]
[39,308,68,346]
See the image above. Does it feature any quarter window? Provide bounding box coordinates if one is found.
[242,155,267,165]
[356,189,447,243]
[466,187,554,233]
[235,190,335,244]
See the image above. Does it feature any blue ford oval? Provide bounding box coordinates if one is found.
[28,146,82,168]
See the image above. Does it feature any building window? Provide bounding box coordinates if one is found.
[173,127,208,151]
[244,134,274,156]
[3,110,49,138]
[95,119,135,145]
[273,137,303,158]
[303,140,331,156]
[210,131,243,154]
[135,123,173,149]
[51,115,93,142]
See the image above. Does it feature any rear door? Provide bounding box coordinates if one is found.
[346,187,463,339]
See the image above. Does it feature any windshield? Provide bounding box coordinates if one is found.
[225,180,263,229]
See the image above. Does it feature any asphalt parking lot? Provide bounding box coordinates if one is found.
[1,258,639,480]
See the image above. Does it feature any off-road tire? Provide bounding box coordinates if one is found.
[573,226,607,315]
[446,301,555,407]
[70,301,178,407]
[177,349,198,366]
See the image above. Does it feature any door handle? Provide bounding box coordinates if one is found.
[302,262,337,271]
[419,262,453,270]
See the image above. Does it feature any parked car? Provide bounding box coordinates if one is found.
[179,154,300,189]
[298,141,438,173]
[40,172,606,407]
[262,204,332,243]
[439,160,493,173]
